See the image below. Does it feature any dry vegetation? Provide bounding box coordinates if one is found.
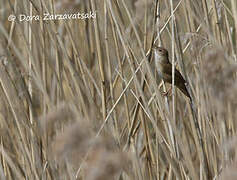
[0,0,237,179]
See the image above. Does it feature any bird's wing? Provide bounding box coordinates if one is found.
[162,62,191,98]
[162,63,186,84]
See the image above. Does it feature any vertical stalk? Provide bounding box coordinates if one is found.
[90,0,107,120]
[211,0,222,44]
[104,2,119,139]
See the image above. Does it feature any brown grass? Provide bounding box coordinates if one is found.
[0,0,237,179]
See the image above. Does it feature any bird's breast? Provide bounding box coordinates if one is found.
[155,61,165,78]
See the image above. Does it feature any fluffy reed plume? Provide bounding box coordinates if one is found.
[40,103,75,136]
[202,48,237,99]
[219,137,237,180]
[41,104,127,180]
[201,47,237,116]
[1,0,237,179]
[199,47,237,179]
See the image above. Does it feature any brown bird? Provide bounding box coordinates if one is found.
[153,46,191,99]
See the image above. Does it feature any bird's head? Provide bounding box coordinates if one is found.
[152,45,169,63]
[153,45,168,57]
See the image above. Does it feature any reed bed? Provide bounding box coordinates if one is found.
[0,0,237,179]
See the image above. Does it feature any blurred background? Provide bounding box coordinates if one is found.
[0,0,237,179]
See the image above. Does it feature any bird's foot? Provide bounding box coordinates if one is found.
[161,88,171,97]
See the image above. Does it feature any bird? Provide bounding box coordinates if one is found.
[152,45,191,99]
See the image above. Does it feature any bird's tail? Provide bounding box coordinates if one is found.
[177,82,191,99]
